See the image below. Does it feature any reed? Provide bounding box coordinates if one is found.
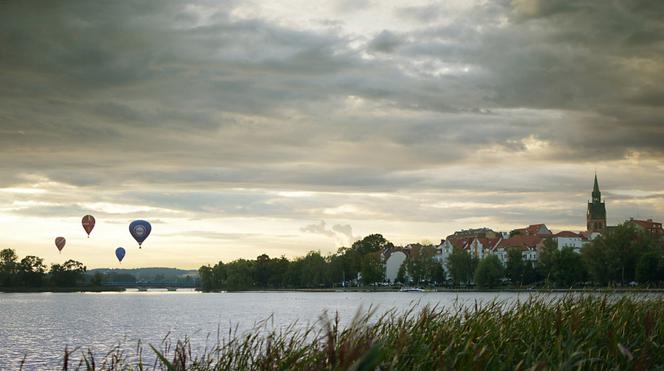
[59,295,664,370]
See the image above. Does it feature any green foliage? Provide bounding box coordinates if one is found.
[635,251,661,284]
[446,248,475,286]
[90,272,104,287]
[539,241,586,287]
[395,263,406,284]
[72,296,664,370]
[0,248,19,286]
[403,244,442,285]
[430,262,446,285]
[554,247,587,287]
[360,252,384,286]
[506,248,525,286]
[351,234,393,255]
[199,234,399,291]
[17,255,46,287]
[49,260,87,287]
[474,255,504,288]
[537,238,558,284]
[583,223,659,286]
[224,259,254,291]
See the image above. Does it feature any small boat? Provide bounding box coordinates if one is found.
[399,287,424,292]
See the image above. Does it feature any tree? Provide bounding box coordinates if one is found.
[352,234,393,255]
[582,240,612,286]
[506,248,525,286]
[474,255,504,289]
[224,259,254,291]
[582,223,652,286]
[199,265,214,291]
[0,248,18,286]
[447,248,473,286]
[396,263,407,284]
[537,238,558,285]
[405,245,438,284]
[360,252,384,286]
[554,247,586,287]
[335,247,362,286]
[17,255,46,287]
[523,262,540,285]
[90,272,104,286]
[268,256,290,288]
[636,251,660,285]
[50,260,87,287]
[300,251,327,287]
[431,263,446,286]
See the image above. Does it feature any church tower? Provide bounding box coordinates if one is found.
[587,174,606,233]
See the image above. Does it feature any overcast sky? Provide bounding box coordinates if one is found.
[1,0,663,268]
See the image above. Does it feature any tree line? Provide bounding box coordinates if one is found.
[200,223,664,291]
[0,249,89,288]
[199,234,398,291]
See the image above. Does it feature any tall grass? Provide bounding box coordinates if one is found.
[57,295,664,370]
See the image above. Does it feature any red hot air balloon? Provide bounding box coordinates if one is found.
[55,237,66,253]
[82,215,96,237]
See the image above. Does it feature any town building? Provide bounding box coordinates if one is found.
[493,235,543,263]
[424,173,664,279]
[446,228,500,240]
[626,218,664,239]
[552,231,584,253]
[435,238,470,275]
[511,224,552,237]
[587,174,607,233]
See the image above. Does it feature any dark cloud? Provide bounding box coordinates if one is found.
[1,0,664,231]
[367,31,403,53]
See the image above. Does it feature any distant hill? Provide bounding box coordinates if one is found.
[88,267,199,279]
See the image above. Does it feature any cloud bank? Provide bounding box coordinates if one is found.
[1,0,663,267]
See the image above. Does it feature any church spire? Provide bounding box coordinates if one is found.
[587,173,606,233]
[592,173,601,203]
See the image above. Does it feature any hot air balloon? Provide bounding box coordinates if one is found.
[55,237,66,253]
[115,247,126,263]
[129,220,151,248]
[82,215,96,237]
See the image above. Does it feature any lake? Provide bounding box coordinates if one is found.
[0,290,657,368]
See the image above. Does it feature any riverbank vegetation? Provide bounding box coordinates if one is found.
[0,248,91,290]
[199,223,664,291]
[59,295,664,370]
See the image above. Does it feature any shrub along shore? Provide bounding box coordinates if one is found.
[55,295,664,370]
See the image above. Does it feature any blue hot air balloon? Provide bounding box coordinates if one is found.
[115,247,126,263]
[129,220,152,248]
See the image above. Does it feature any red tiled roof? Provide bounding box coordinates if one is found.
[475,237,501,250]
[527,224,545,234]
[447,238,471,249]
[496,235,543,251]
[629,219,663,231]
[512,224,551,237]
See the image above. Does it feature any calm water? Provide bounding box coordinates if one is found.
[0,290,655,368]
